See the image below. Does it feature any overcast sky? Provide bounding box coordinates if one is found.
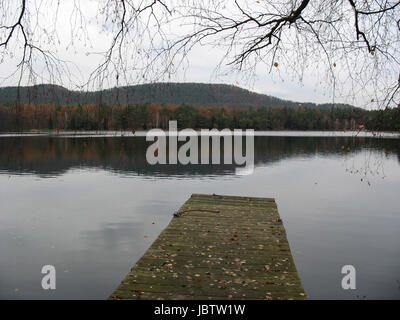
[1,0,396,109]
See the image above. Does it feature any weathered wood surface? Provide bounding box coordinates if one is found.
[109,194,306,300]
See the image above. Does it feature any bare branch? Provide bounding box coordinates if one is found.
[0,0,399,108]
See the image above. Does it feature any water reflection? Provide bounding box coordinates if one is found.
[1,136,399,177]
[0,134,399,299]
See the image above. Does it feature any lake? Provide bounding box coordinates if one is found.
[0,132,399,299]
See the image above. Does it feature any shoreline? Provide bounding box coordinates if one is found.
[0,129,399,138]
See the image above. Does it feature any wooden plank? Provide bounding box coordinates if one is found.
[109,194,306,300]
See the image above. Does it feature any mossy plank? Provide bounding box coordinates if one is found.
[109,194,306,300]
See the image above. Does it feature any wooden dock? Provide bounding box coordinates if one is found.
[109,194,306,300]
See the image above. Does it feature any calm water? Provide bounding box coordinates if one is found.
[0,133,399,299]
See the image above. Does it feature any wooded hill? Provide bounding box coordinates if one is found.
[0,83,357,110]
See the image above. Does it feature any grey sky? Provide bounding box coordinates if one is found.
[1,0,398,109]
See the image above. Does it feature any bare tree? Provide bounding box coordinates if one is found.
[1,0,399,107]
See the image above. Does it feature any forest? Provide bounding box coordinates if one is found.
[0,102,399,132]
